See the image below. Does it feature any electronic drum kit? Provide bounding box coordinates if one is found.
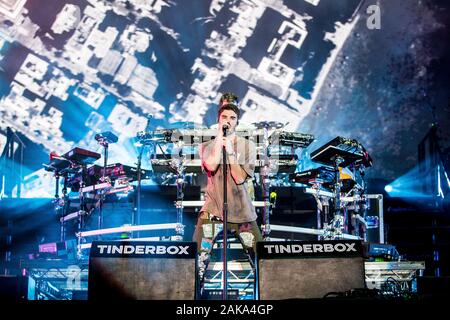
[45,120,373,257]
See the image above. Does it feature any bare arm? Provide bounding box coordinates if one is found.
[202,132,223,172]
[228,152,249,185]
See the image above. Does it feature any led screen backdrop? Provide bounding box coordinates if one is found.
[0,0,449,197]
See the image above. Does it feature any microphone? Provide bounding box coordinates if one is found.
[222,123,230,136]
[145,114,153,132]
[95,131,118,144]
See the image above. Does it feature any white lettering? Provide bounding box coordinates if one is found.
[177,304,210,317]
[145,246,155,254]
[156,246,166,254]
[124,245,134,254]
[97,245,108,254]
[178,246,190,255]
[96,244,196,256]
[265,245,275,254]
[135,245,144,254]
[167,246,178,254]
[262,242,359,255]
[112,245,123,254]
[366,4,381,30]
[313,244,323,252]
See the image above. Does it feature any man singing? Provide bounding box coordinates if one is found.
[192,92,262,291]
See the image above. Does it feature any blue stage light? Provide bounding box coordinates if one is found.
[385,185,393,193]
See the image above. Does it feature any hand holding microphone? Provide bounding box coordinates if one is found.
[220,122,234,155]
[222,123,230,136]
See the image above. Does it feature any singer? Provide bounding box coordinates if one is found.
[192,92,262,293]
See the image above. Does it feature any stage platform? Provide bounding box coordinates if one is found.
[17,258,425,300]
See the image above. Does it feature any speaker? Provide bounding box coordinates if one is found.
[257,240,365,299]
[88,241,197,300]
[0,275,35,300]
[417,276,450,297]
[365,194,385,243]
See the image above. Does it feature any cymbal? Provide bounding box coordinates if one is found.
[136,130,172,144]
[167,122,206,129]
[252,121,284,129]
[137,137,167,145]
